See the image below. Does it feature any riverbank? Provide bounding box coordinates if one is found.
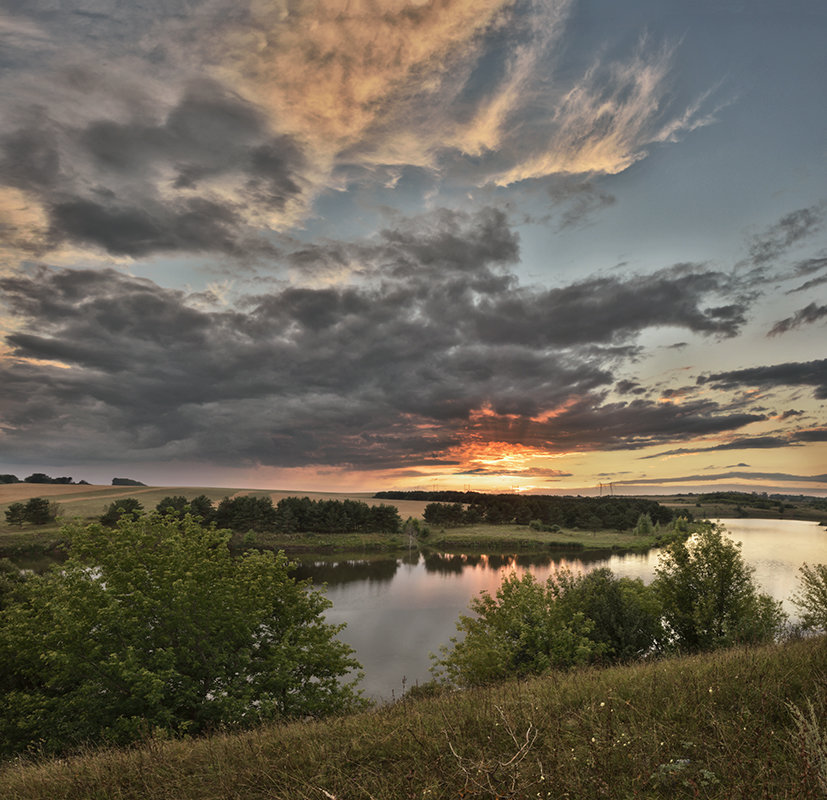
[0,522,687,562]
[2,634,824,799]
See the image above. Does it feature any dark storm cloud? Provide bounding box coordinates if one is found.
[698,359,827,400]
[0,80,304,257]
[640,435,796,459]
[747,202,827,265]
[477,397,765,453]
[0,209,766,470]
[768,303,827,336]
[616,471,827,487]
[788,274,827,294]
[460,265,749,348]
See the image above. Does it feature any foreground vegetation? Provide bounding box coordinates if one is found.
[1,635,826,799]
[0,514,364,757]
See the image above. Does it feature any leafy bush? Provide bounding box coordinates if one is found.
[0,513,364,756]
[654,523,786,651]
[792,563,827,630]
[100,497,144,526]
[553,567,664,662]
[432,572,599,686]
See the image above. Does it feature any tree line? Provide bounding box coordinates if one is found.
[384,492,676,530]
[0,473,87,485]
[102,494,402,534]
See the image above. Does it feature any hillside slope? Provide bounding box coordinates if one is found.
[2,635,825,799]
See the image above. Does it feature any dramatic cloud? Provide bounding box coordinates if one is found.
[0,3,824,493]
[0,208,765,470]
[0,80,304,257]
[698,360,827,400]
[641,435,801,460]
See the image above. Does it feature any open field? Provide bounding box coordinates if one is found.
[2,634,825,799]
[0,485,432,558]
[0,484,432,521]
[651,493,827,524]
[423,523,673,553]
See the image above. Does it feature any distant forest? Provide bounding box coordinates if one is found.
[374,491,677,531]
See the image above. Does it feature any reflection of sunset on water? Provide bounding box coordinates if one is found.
[316,519,827,701]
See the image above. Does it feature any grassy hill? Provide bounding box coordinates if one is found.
[1,635,825,799]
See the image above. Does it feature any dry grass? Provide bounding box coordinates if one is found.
[2,635,826,799]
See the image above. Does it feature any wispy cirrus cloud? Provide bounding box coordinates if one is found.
[768,303,827,336]
[0,0,717,265]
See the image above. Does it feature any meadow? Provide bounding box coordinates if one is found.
[1,634,825,799]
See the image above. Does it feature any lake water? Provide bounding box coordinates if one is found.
[294,518,827,702]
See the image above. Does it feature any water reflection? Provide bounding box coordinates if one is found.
[7,519,825,704]
[292,557,399,586]
[312,519,827,702]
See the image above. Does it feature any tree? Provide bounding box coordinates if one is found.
[553,568,663,662]
[4,503,26,527]
[0,559,24,612]
[792,563,827,631]
[654,524,785,652]
[23,473,54,483]
[214,495,277,532]
[23,496,56,525]
[0,513,364,756]
[188,494,215,522]
[634,512,654,536]
[155,495,190,515]
[4,498,58,526]
[432,572,599,686]
[100,497,144,526]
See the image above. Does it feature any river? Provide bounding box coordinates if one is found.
[294,518,827,702]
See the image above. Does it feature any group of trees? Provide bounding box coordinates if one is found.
[4,497,59,527]
[384,491,676,530]
[0,513,365,756]
[100,494,403,535]
[433,524,792,686]
[268,497,401,534]
[0,473,86,485]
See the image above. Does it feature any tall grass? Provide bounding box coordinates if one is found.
[2,635,825,799]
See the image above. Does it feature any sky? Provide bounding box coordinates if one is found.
[0,0,825,495]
